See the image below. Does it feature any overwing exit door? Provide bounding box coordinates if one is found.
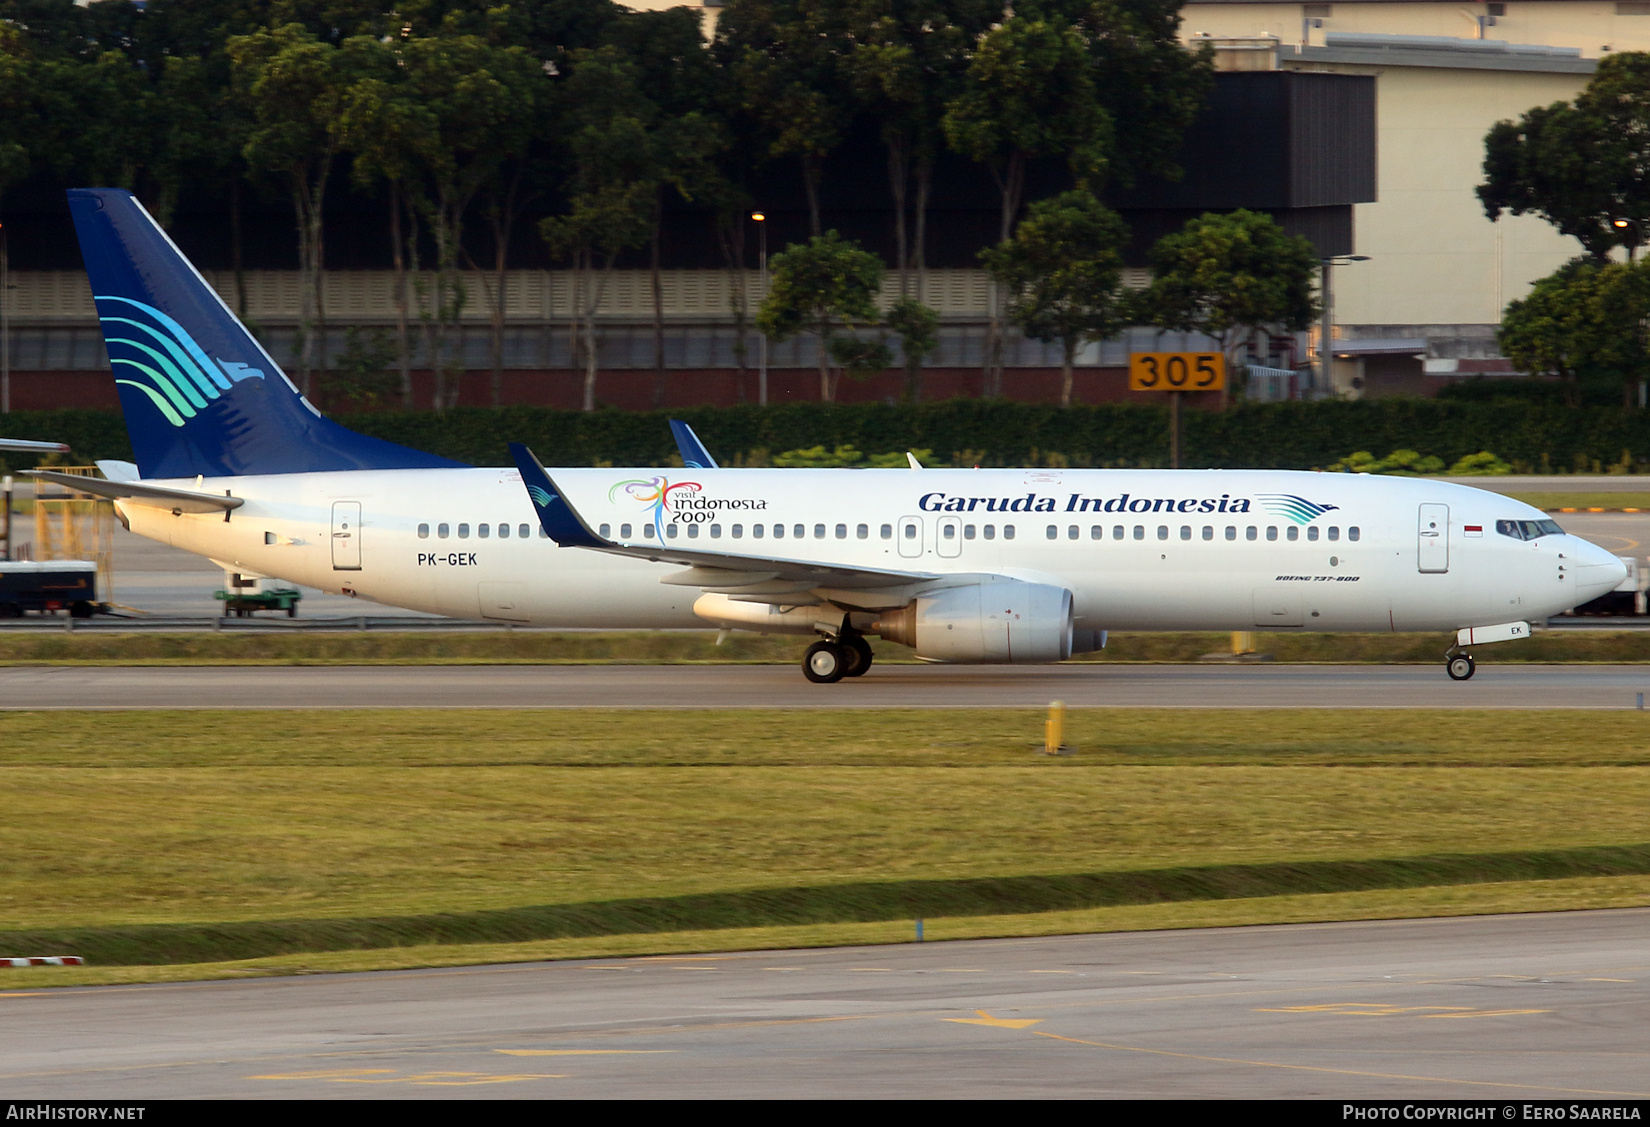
[331,501,362,570]
[1418,503,1449,573]
[897,516,924,558]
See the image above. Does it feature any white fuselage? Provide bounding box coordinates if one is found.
[117,467,1623,634]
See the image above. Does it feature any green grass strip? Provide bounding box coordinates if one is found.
[9,842,1649,966]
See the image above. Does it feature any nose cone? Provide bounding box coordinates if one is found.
[1571,538,1628,604]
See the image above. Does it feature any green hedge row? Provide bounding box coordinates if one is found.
[7,400,1650,472]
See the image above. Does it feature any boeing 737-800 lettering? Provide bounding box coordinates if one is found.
[33,189,1626,683]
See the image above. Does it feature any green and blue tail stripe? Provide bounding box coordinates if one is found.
[1255,494,1340,525]
[69,188,464,478]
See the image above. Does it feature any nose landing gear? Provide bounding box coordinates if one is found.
[1446,651,1476,681]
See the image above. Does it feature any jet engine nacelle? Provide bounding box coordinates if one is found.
[873,578,1073,663]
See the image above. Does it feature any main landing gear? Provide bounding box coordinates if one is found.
[802,632,875,684]
[1446,650,1476,681]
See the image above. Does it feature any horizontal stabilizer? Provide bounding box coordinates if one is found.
[0,438,71,453]
[27,470,243,514]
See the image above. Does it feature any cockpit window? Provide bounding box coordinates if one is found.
[1496,518,1564,541]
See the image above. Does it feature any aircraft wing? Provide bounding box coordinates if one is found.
[26,469,244,514]
[668,419,719,469]
[510,443,934,593]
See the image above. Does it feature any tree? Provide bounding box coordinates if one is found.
[942,15,1111,395]
[1479,52,1650,260]
[1498,259,1650,408]
[392,30,544,410]
[230,24,359,397]
[540,45,661,413]
[605,6,730,409]
[720,0,851,236]
[884,296,939,403]
[979,190,1129,407]
[757,231,885,402]
[1138,210,1320,402]
[845,0,993,299]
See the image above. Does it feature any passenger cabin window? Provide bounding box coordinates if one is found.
[621,524,633,539]
[519,524,531,539]
[1246,526,1257,541]
[1348,526,1360,541]
[1327,526,1339,541]
[1004,525,1016,540]
[1091,526,1102,540]
[1069,525,1079,540]
[983,525,996,540]
[1202,526,1213,541]
[1286,526,1298,541]
[1180,526,1192,541]
[1114,526,1124,540]
[1267,526,1278,541]
[774,524,784,538]
[904,522,917,540]
[1157,525,1169,540]
[836,524,847,539]
[457,523,470,539]
[731,524,742,538]
[537,525,549,538]
[598,523,610,538]
[710,524,722,538]
[687,524,699,539]
[667,524,679,539]
[754,524,765,538]
[857,524,868,539]
[880,524,892,540]
[417,524,430,539]
[795,524,805,539]
[1226,526,1236,541]
[1046,525,1058,540]
[641,525,654,539]
[814,524,826,539]
[945,524,958,541]
[498,523,510,539]
[1306,526,1319,541]
[478,523,490,538]
[965,525,977,540]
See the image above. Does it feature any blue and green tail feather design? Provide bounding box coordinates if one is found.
[1255,494,1340,525]
[69,188,464,478]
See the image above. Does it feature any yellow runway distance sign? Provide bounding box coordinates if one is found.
[1129,352,1225,391]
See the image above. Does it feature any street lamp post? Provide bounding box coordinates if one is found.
[752,211,767,407]
[1317,254,1370,397]
[1613,217,1642,263]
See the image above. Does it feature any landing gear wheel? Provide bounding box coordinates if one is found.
[803,640,848,684]
[841,634,874,677]
[1446,653,1476,681]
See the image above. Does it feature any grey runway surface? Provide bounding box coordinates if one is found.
[2,910,1646,1099]
[7,661,1650,709]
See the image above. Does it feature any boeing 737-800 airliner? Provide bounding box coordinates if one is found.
[32,189,1626,683]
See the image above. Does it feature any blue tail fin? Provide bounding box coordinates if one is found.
[68,188,465,478]
[668,419,719,469]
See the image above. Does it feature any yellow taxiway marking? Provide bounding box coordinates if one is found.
[764,967,805,971]
[1585,978,1633,983]
[850,967,895,972]
[1029,1030,1649,1098]
[1257,1002,1548,1018]
[252,1066,566,1085]
[251,1069,396,1080]
[938,968,986,973]
[496,1050,675,1057]
[0,993,50,998]
[944,1010,1043,1030]
[1027,970,1077,974]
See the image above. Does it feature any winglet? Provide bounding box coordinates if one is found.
[508,443,605,548]
[669,419,719,470]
